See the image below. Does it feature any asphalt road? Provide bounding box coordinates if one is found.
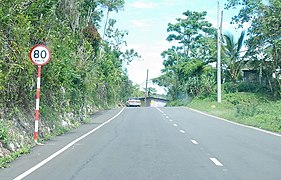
[1,107,281,180]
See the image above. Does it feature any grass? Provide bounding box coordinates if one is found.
[187,92,281,133]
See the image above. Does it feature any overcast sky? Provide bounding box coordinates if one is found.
[107,0,243,94]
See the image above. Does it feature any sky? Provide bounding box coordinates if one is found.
[107,0,243,94]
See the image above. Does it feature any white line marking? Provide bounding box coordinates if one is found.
[166,116,169,119]
[191,140,198,144]
[13,108,125,180]
[188,107,281,138]
[210,158,223,166]
[169,120,173,122]
[180,130,185,134]
[156,108,163,114]
[173,123,178,127]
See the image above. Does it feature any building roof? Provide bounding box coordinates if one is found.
[138,97,169,102]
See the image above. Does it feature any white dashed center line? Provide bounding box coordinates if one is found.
[157,107,224,169]
[191,140,198,145]
[156,108,163,113]
[210,158,223,166]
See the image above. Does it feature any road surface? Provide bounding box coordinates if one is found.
[1,107,281,180]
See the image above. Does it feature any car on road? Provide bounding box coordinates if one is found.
[126,98,141,107]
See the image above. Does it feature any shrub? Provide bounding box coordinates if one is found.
[235,103,258,117]
[223,82,239,93]
[167,99,190,106]
[0,120,9,145]
[237,82,263,92]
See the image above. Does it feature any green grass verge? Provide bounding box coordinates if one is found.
[187,92,281,133]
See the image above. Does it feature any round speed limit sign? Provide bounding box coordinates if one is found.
[29,45,51,66]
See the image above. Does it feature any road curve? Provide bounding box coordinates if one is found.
[1,107,281,180]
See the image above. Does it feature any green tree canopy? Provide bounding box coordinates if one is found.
[226,0,281,95]
[154,10,217,100]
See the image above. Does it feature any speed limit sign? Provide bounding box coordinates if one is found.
[29,45,51,66]
[29,44,51,142]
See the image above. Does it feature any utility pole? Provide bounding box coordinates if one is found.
[217,2,223,103]
[145,69,149,107]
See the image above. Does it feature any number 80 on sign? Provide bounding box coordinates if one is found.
[29,45,51,66]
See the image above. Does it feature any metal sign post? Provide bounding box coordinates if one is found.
[29,45,51,143]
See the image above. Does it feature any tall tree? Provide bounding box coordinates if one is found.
[226,0,281,94]
[154,10,217,100]
[99,0,125,39]
[154,46,182,99]
[94,17,140,106]
[166,10,216,62]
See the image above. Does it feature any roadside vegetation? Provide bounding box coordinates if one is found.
[0,0,280,168]
[189,92,281,133]
[0,0,143,167]
[155,0,281,133]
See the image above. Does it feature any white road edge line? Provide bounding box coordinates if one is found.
[13,108,125,180]
[191,140,198,144]
[180,130,185,134]
[210,158,223,166]
[187,107,281,138]
[173,123,178,127]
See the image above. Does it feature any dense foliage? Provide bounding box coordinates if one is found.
[225,0,281,96]
[153,11,217,100]
[154,1,281,101]
[0,0,140,159]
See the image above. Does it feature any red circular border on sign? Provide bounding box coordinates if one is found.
[29,44,51,66]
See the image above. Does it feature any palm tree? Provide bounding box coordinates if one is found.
[222,30,246,83]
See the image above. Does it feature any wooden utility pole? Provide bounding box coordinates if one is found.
[217,2,223,103]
